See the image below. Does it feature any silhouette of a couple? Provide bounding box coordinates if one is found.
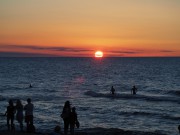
[61,101,79,135]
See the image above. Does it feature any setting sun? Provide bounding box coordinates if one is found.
[95,51,103,58]
[0,1,180,57]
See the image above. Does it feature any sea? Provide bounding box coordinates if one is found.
[0,57,179,135]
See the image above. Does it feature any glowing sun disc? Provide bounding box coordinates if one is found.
[95,51,103,57]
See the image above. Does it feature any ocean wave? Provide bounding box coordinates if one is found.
[1,94,59,102]
[118,111,153,116]
[166,90,180,96]
[162,115,180,121]
[118,111,180,121]
[84,91,180,104]
[174,90,180,96]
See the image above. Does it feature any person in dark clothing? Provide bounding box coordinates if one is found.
[110,86,115,95]
[24,98,34,132]
[5,99,15,131]
[131,85,138,95]
[61,101,71,135]
[70,107,78,135]
[15,99,24,131]
[29,84,32,88]
[178,125,180,134]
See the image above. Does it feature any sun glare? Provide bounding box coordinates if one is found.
[95,51,103,58]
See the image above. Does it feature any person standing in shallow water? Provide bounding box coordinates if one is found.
[131,85,138,95]
[70,107,78,135]
[24,98,34,131]
[5,99,15,131]
[110,86,115,95]
[29,84,32,88]
[61,101,71,135]
[15,99,24,131]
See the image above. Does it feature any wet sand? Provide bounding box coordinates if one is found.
[0,127,167,135]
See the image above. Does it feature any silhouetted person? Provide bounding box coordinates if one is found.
[61,101,71,135]
[5,99,15,131]
[131,85,138,95]
[178,125,180,134]
[29,84,32,88]
[110,86,115,95]
[24,98,34,132]
[70,107,78,135]
[52,125,63,135]
[16,99,23,131]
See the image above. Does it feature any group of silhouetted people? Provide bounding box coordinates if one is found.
[61,101,79,135]
[5,98,79,135]
[5,98,34,132]
[4,97,180,135]
[110,85,138,95]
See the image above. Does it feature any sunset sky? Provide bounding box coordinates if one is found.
[0,0,180,57]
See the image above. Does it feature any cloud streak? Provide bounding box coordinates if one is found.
[106,49,144,56]
[0,45,93,52]
[0,45,178,57]
[108,50,142,54]
[160,50,175,53]
[0,52,57,57]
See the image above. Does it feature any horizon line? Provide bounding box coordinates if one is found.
[0,56,179,58]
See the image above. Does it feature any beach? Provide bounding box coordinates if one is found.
[0,127,168,135]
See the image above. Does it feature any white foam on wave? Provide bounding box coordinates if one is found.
[84,90,180,104]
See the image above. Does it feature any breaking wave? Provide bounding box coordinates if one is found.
[84,91,180,104]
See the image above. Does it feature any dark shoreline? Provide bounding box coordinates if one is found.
[0,127,168,135]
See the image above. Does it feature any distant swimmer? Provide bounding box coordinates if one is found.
[110,86,115,95]
[29,84,32,88]
[131,85,137,95]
